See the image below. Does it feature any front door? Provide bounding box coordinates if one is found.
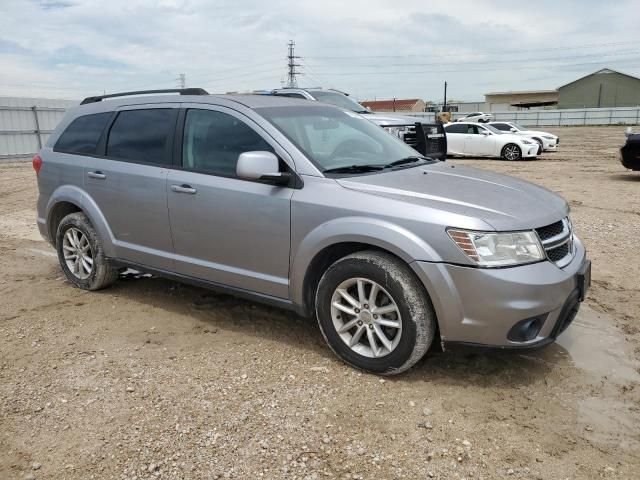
[463,124,496,156]
[84,106,178,270]
[167,106,293,298]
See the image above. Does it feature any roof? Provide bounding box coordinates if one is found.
[72,92,317,114]
[484,90,558,96]
[360,99,423,110]
[557,68,640,90]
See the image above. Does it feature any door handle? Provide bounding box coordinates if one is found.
[171,184,197,194]
[87,171,106,179]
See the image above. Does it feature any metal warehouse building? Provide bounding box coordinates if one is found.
[557,68,640,109]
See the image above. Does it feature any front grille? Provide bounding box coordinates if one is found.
[535,218,574,267]
[536,220,564,241]
[547,243,570,262]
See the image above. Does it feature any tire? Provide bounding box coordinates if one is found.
[315,251,436,375]
[55,212,118,291]
[501,143,522,161]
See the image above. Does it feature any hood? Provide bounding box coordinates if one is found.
[521,130,557,138]
[365,112,424,126]
[336,162,568,231]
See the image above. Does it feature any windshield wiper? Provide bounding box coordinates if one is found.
[383,156,427,169]
[323,164,384,174]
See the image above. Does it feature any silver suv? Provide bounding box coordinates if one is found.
[34,88,591,374]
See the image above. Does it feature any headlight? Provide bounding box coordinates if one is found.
[542,135,555,140]
[383,126,409,139]
[448,229,545,267]
[521,139,533,145]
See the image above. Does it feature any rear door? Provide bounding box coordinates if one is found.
[166,105,293,298]
[443,123,466,154]
[83,105,178,270]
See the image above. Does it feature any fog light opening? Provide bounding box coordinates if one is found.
[507,316,546,342]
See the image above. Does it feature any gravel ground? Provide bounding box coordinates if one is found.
[1,126,639,479]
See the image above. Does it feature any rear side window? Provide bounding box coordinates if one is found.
[444,123,466,134]
[54,112,111,154]
[106,109,175,165]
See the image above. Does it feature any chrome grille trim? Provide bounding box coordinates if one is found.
[536,218,575,268]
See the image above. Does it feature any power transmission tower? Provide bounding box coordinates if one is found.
[286,40,301,88]
[176,73,186,89]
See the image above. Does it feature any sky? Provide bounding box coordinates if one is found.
[1,0,640,102]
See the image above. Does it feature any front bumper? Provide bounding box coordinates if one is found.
[522,145,539,158]
[543,138,559,151]
[410,235,588,348]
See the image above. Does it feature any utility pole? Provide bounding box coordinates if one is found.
[177,73,186,89]
[286,40,301,88]
[443,81,448,112]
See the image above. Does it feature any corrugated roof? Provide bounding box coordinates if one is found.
[557,68,640,90]
[484,90,558,96]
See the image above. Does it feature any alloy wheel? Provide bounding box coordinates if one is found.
[62,227,93,280]
[504,145,520,160]
[330,277,402,358]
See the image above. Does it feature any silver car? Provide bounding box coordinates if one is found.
[34,88,591,375]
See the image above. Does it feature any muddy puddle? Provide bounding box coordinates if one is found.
[528,305,640,450]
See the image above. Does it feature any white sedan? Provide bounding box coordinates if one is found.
[456,112,492,123]
[444,122,539,160]
[489,122,559,151]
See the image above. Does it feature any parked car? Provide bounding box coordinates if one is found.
[456,112,492,123]
[620,128,640,171]
[34,88,590,375]
[489,122,559,152]
[444,122,539,160]
[270,88,447,160]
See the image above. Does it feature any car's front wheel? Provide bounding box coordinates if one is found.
[502,143,522,161]
[56,212,119,291]
[315,251,436,375]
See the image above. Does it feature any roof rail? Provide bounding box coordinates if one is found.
[80,88,209,105]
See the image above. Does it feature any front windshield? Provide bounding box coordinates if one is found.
[256,105,427,173]
[310,91,369,113]
[512,123,526,131]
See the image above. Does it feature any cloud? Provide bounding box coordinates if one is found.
[0,0,638,100]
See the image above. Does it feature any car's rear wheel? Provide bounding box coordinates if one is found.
[502,143,522,161]
[56,212,118,291]
[315,251,436,375]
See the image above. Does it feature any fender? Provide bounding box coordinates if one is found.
[46,185,116,257]
[289,216,442,306]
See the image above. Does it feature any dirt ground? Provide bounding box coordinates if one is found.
[1,126,639,480]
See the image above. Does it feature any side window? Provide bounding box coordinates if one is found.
[466,125,479,134]
[182,109,274,177]
[54,112,111,154]
[106,109,175,165]
[444,124,465,134]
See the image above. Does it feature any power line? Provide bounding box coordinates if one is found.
[304,41,640,60]
[304,50,639,70]
[307,56,640,76]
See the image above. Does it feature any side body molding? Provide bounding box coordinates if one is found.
[46,185,116,257]
[289,216,443,307]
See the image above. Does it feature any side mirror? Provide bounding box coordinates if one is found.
[480,130,491,136]
[510,127,518,132]
[236,151,291,185]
